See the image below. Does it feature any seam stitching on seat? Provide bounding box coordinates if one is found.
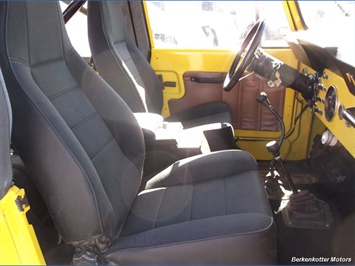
[29,46,75,68]
[31,57,67,69]
[24,3,30,66]
[90,137,115,161]
[48,84,77,100]
[71,111,97,131]
[105,29,146,112]
[188,185,194,222]
[122,56,141,81]
[153,188,166,229]
[60,48,111,226]
[252,171,264,212]
[113,42,147,111]
[56,2,65,61]
[110,214,274,254]
[10,58,29,67]
[223,178,226,215]
[64,48,75,61]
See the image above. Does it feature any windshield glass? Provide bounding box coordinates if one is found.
[297,1,355,66]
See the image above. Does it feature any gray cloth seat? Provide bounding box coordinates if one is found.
[0,67,12,200]
[0,2,276,264]
[106,152,276,264]
[87,1,233,129]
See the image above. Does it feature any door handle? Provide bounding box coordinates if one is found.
[190,76,224,84]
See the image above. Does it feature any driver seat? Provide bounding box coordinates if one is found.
[87,1,233,129]
[0,2,276,264]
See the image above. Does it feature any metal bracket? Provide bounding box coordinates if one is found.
[15,195,29,212]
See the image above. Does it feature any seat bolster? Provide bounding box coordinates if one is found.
[105,213,276,264]
[145,150,257,189]
[0,68,12,200]
[88,1,163,114]
[66,51,145,170]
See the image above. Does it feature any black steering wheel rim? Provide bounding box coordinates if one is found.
[223,19,266,92]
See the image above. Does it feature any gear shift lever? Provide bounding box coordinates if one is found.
[257,92,297,193]
[257,92,333,229]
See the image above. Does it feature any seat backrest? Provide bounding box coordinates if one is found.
[0,68,12,200]
[88,1,163,114]
[0,2,145,250]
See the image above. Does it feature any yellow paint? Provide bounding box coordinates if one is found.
[151,49,235,117]
[283,1,307,31]
[0,186,45,265]
[236,89,314,161]
[149,46,313,160]
[315,71,355,157]
[142,1,321,160]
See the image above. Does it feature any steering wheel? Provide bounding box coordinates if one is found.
[223,20,266,91]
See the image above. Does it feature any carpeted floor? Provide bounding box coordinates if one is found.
[258,146,355,264]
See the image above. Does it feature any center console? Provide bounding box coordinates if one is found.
[134,113,236,176]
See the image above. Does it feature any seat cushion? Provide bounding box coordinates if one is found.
[104,150,276,264]
[166,102,233,128]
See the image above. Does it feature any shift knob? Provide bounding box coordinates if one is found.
[266,140,280,157]
[257,92,271,108]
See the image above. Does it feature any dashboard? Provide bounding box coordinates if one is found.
[249,38,355,158]
[291,39,355,158]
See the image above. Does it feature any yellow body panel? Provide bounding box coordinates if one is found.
[151,48,235,117]
[236,92,315,160]
[316,71,355,157]
[283,1,306,31]
[149,46,313,160]
[0,186,45,265]
[143,0,315,160]
[235,49,314,160]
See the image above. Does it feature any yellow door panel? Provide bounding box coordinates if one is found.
[150,46,312,160]
[152,49,235,117]
[151,48,296,115]
[168,71,225,115]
